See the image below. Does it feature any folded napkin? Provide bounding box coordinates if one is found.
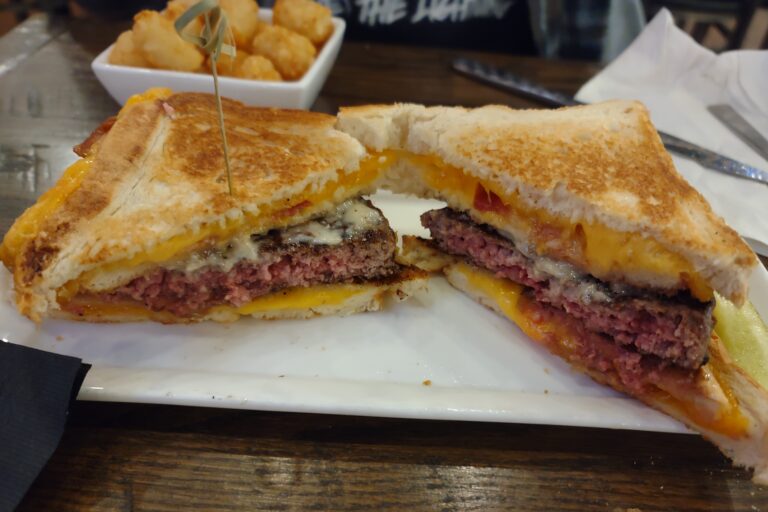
[0,342,90,511]
[577,8,768,255]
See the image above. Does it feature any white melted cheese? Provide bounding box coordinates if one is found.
[182,230,259,273]
[283,221,344,245]
[530,256,611,304]
[179,198,382,273]
[499,228,613,305]
[532,257,580,281]
[283,200,381,245]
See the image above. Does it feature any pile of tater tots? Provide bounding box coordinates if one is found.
[109,0,333,81]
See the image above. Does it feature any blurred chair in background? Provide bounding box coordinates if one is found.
[644,0,761,50]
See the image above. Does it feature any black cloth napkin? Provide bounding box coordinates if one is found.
[0,342,90,511]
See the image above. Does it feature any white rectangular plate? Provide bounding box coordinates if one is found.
[3,192,767,433]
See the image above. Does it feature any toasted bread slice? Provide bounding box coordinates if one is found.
[1,90,390,320]
[401,235,768,484]
[336,102,757,305]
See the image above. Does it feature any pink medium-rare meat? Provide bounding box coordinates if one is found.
[111,235,397,316]
[99,199,399,317]
[518,292,697,397]
[422,208,714,369]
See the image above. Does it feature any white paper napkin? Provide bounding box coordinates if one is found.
[577,8,768,254]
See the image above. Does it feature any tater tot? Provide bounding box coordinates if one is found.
[133,10,204,72]
[164,0,203,38]
[235,55,282,81]
[109,30,151,67]
[252,20,269,37]
[273,0,333,46]
[219,0,260,48]
[206,50,249,76]
[251,25,315,80]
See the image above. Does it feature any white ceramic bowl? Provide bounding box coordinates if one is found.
[92,9,345,109]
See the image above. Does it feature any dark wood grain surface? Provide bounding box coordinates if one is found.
[1,14,766,512]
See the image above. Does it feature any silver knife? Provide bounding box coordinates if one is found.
[707,104,768,163]
[452,58,768,185]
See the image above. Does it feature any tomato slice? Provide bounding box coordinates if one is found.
[274,200,311,218]
[473,184,509,214]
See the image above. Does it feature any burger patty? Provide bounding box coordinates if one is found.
[422,208,714,369]
[101,199,399,317]
[517,290,698,397]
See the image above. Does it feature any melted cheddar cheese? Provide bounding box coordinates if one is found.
[213,282,366,315]
[0,88,174,269]
[65,282,368,321]
[450,261,748,439]
[87,151,392,278]
[0,157,93,267]
[451,260,564,346]
[123,87,173,109]
[654,365,749,439]
[389,151,712,301]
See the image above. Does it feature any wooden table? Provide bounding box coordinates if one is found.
[2,14,766,512]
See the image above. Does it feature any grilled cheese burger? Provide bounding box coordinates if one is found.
[1,90,425,322]
[336,101,768,483]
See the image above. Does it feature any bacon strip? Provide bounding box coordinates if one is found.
[473,184,509,214]
[73,116,117,157]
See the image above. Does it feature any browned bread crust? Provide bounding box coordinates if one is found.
[2,92,368,320]
[337,101,757,304]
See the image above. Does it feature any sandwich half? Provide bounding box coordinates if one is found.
[336,101,768,483]
[1,90,425,323]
